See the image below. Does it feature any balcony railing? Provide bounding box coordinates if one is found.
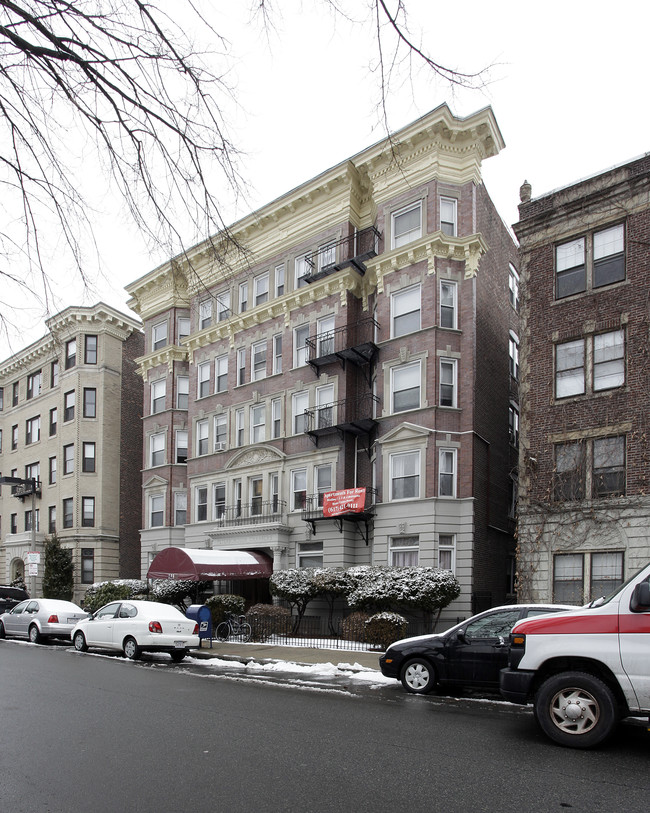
[304,393,378,438]
[212,500,287,527]
[301,487,378,522]
[302,226,382,282]
[305,318,379,376]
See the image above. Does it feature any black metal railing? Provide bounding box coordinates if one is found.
[304,393,378,435]
[213,500,287,527]
[305,317,378,362]
[301,487,378,522]
[302,226,382,280]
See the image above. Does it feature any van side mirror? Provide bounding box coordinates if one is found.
[630,582,650,612]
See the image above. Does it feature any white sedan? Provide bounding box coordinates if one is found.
[71,600,199,662]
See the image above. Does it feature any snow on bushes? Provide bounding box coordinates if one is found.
[364,612,408,650]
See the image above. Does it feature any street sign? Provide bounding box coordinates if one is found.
[27,564,38,576]
[26,552,41,564]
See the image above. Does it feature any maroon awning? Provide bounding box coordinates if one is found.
[146,547,273,581]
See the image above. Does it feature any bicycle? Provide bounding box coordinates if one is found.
[216,613,252,643]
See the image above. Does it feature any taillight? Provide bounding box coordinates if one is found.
[149,621,163,634]
[192,623,199,634]
[48,614,59,623]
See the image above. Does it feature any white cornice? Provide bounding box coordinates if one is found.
[135,345,189,379]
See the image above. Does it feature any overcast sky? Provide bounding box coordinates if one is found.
[2,0,648,358]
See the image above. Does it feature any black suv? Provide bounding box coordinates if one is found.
[0,586,30,614]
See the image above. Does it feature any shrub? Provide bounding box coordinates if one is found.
[205,594,245,628]
[341,611,371,642]
[246,603,291,642]
[42,535,74,601]
[364,612,408,651]
[83,581,135,612]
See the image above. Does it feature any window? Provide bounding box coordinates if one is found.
[25,462,39,482]
[49,456,57,485]
[252,341,267,381]
[239,281,248,313]
[64,390,75,422]
[85,335,98,363]
[440,280,457,329]
[48,506,56,534]
[440,197,457,236]
[0,428,2,452]
[65,339,76,369]
[0,387,3,410]
[553,553,584,604]
[195,486,208,522]
[272,398,282,439]
[150,494,164,527]
[556,223,625,299]
[49,407,57,435]
[178,317,190,342]
[391,361,421,413]
[25,416,40,445]
[556,339,585,398]
[295,254,310,288]
[291,469,307,510]
[11,424,17,450]
[196,420,208,456]
[556,330,624,399]
[594,330,625,391]
[50,360,59,388]
[199,300,212,329]
[174,492,187,525]
[235,408,244,447]
[273,335,282,375]
[197,361,210,398]
[215,356,228,393]
[213,483,226,519]
[292,391,308,434]
[509,332,519,380]
[316,464,332,507]
[25,509,39,532]
[150,433,165,467]
[251,404,266,444]
[237,347,246,385]
[254,272,269,306]
[214,416,227,450]
[176,430,188,463]
[217,291,231,321]
[439,449,456,497]
[554,442,585,501]
[318,242,336,272]
[270,472,280,512]
[390,536,419,567]
[438,534,456,572]
[316,316,335,357]
[12,381,19,405]
[315,384,334,429]
[82,442,96,473]
[275,264,285,297]
[298,540,323,568]
[250,477,263,515]
[10,514,17,534]
[63,444,74,475]
[591,552,624,599]
[439,359,457,407]
[509,264,520,311]
[63,497,73,528]
[390,451,420,500]
[82,497,95,527]
[294,324,309,367]
[152,322,167,351]
[83,388,96,418]
[392,201,422,248]
[81,549,94,583]
[176,376,189,409]
[150,379,165,414]
[26,371,42,400]
[508,404,519,447]
[593,436,625,497]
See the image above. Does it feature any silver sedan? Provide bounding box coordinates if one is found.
[0,599,87,643]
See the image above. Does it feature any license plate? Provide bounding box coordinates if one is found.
[67,618,79,624]
[174,641,185,648]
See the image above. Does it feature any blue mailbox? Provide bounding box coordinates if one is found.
[186,604,213,647]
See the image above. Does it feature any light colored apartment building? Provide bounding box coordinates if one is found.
[0,304,143,601]
[126,104,519,624]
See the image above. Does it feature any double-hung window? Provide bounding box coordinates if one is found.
[215,356,228,392]
[212,416,226,451]
[150,433,165,467]
[26,371,42,400]
[217,291,231,321]
[196,420,208,456]
[195,487,208,522]
[174,492,187,525]
[150,494,164,527]
[273,335,282,374]
[509,332,519,380]
[593,436,625,497]
[82,497,95,527]
[176,430,188,463]
[83,388,96,418]
[440,197,457,236]
[213,483,226,519]
[292,391,308,434]
[63,443,74,475]
[390,451,420,500]
[63,498,74,528]
[64,390,75,422]
[391,286,420,337]
[391,361,421,413]
[49,456,57,485]
[275,264,285,297]
[554,441,585,501]
[291,469,307,510]
[594,330,625,391]
[250,477,263,516]
[439,449,456,497]
[237,348,246,385]
[440,280,457,329]
[239,282,248,313]
[85,335,98,364]
[271,398,282,438]
[556,223,625,299]
[317,316,335,357]
[439,359,457,407]
[294,325,309,367]
[556,340,585,398]
[252,341,267,381]
[509,264,520,311]
[438,534,456,571]
[151,380,166,414]
[176,376,189,409]
[250,404,266,443]
[254,272,269,305]
[178,317,190,342]
[152,322,167,351]
[295,255,310,289]
[25,416,40,445]
[235,408,245,447]
[390,536,419,567]
[315,384,334,429]
[65,339,76,369]
[316,464,332,507]
[82,441,96,473]
[51,360,59,387]
[318,242,336,272]
[197,361,210,398]
[199,300,212,329]
[392,202,422,248]
[556,330,624,398]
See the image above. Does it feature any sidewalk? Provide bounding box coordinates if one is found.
[191,639,382,671]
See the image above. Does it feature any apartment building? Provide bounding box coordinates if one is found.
[0,304,143,601]
[126,103,519,622]
[514,154,650,604]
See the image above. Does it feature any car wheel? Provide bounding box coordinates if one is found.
[123,636,141,660]
[534,671,619,748]
[28,625,41,644]
[0,621,5,639]
[400,658,436,694]
[170,650,186,663]
[73,631,88,652]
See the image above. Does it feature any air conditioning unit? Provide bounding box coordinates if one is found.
[214,442,227,452]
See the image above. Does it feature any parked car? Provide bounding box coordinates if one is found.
[379,603,576,694]
[71,600,200,662]
[0,585,29,614]
[0,598,86,643]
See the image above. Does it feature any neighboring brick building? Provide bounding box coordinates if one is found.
[0,304,143,601]
[514,155,650,604]
[125,103,519,624]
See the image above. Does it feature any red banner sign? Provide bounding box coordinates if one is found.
[322,488,366,517]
